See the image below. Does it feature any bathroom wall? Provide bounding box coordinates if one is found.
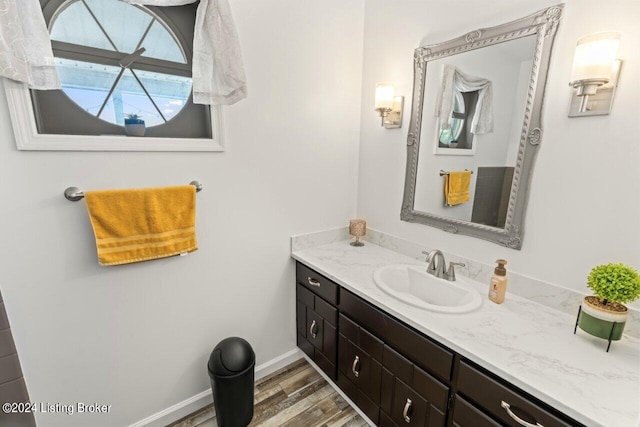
[0,1,364,426]
[357,0,640,292]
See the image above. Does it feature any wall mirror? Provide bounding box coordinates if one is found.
[401,5,563,249]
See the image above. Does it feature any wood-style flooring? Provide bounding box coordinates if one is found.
[168,358,367,427]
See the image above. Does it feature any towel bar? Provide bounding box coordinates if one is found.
[439,169,473,176]
[64,181,203,201]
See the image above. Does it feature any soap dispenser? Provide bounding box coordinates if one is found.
[489,259,508,304]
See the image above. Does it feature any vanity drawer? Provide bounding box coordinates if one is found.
[296,262,339,305]
[457,360,581,427]
[339,288,454,382]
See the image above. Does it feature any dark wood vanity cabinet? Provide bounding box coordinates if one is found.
[296,262,339,304]
[379,345,449,427]
[337,313,384,423]
[451,395,501,427]
[339,286,453,384]
[338,287,451,426]
[453,360,581,427]
[295,263,338,380]
[294,262,583,427]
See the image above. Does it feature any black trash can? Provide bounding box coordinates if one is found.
[208,337,255,427]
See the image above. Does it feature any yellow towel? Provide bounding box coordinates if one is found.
[444,171,471,206]
[84,185,197,266]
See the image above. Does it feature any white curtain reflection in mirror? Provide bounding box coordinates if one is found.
[435,64,493,137]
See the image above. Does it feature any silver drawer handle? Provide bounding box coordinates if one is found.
[351,355,360,378]
[307,277,321,287]
[309,320,317,338]
[402,398,412,423]
[501,401,543,427]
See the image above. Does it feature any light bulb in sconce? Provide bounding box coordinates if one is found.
[374,83,394,126]
[374,83,404,128]
[568,32,622,116]
[349,219,366,247]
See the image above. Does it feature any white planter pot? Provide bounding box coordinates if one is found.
[125,123,145,137]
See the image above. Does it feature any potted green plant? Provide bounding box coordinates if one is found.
[577,263,640,343]
[124,113,145,137]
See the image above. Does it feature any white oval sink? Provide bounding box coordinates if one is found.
[373,264,482,313]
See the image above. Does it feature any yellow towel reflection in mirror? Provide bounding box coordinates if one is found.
[444,171,471,206]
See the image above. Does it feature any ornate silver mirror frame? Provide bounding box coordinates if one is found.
[401,5,563,249]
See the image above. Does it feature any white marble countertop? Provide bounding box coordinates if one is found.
[291,239,640,427]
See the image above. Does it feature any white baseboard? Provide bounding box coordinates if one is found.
[129,348,303,427]
[128,390,213,427]
[254,348,305,382]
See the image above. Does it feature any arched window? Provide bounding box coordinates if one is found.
[49,0,191,127]
[438,90,478,151]
[6,0,223,150]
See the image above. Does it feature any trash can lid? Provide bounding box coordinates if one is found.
[208,337,255,376]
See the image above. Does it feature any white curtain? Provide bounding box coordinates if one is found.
[435,64,493,135]
[125,0,247,105]
[0,0,60,89]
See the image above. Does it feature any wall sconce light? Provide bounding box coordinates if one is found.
[374,82,404,128]
[568,32,622,117]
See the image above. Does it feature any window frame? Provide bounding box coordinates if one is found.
[434,90,478,156]
[4,0,224,152]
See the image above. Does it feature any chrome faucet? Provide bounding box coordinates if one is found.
[423,249,446,278]
[422,249,465,281]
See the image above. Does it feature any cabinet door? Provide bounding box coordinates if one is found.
[337,315,384,424]
[381,345,448,427]
[338,335,382,400]
[379,410,400,427]
[307,308,324,350]
[296,300,307,338]
[390,377,429,426]
[295,283,338,380]
[296,300,313,358]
